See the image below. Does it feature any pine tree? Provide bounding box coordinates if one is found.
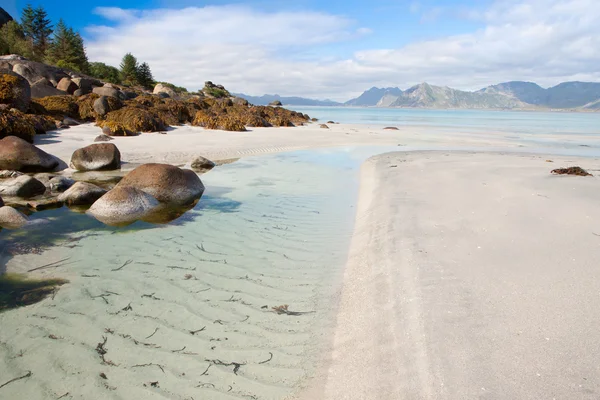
[20,4,36,40]
[32,6,53,59]
[45,19,89,73]
[120,53,139,86]
[89,62,121,84]
[0,21,34,58]
[136,62,154,89]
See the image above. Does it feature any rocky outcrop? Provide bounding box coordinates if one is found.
[269,100,282,106]
[0,69,31,112]
[0,136,58,172]
[0,7,13,29]
[153,83,177,99]
[116,163,204,206]
[0,175,46,198]
[87,186,160,226]
[30,77,66,98]
[99,107,165,136]
[70,143,121,171]
[0,206,28,229]
[57,181,107,206]
[56,78,78,94]
[190,156,216,173]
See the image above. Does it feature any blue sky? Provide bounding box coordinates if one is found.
[3,0,599,100]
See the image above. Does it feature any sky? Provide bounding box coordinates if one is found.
[3,0,600,101]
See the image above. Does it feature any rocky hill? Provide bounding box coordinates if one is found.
[346,81,600,110]
[234,93,342,107]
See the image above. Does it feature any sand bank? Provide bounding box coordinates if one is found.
[302,151,600,399]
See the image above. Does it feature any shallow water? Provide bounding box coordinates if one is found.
[0,146,395,400]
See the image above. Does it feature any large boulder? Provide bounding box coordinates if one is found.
[88,186,160,226]
[0,206,28,229]
[0,136,59,172]
[93,95,123,117]
[116,163,204,206]
[190,156,216,173]
[92,86,120,98]
[30,77,65,98]
[70,143,121,171]
[56,77,78,94]
[0,69,31,112]
[99,107,165,135]
[71,77,100,94]
[153,83,177,99]
[0,175,46,198]
[7,60,69,86]
[57,181,106,206]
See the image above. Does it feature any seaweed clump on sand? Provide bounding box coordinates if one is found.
[0,273,68,311]
[551,167,593,176]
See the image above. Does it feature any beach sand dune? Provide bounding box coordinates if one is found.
[304,152,600,399]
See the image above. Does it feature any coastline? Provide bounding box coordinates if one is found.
[300,151,600,399]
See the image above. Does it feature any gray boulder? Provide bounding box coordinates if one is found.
[0,206,28,229]
[0,175,46,198]
[94,135,113,142]
[92,86,120,98]
[0,136,59,172]
[93,96,109,116]
[71,77,100,94]
[115,163,204,206]
[88,186,160,226]
[73,89,84,97]
[30,77,65,98]
[58,181,106,206]
[153,83,177,98]
[56,77,78,94]
[49,176,75,192]
[5,59,69,86]
[0,69,31,112]
[62,117,80,126]
[70,143,121,171]
[190,156,216,172]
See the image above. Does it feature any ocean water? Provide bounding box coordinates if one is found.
[289,106,600,136]
[0,146,395,400]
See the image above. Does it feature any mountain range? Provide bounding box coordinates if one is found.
[238,81,600,110]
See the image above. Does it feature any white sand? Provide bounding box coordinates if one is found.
[2,122,600,399]
[302,151,600,399]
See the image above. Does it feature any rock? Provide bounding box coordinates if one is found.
[73,89,84,97]
[100,107,165,135]
[87,186,160,226]
[92,86,120,98]
[33,172,55,186]
[383,126,399,130]
[153,83,177,98]
[269,100,283,106]
[0,108,36,142]
[93,96,110,116]
[320,124,329,129]
[5,59,69,86]
[0,136,59,172]
[0,195,3,206]
[190,156,216,173]
[157,92,170,99]
[0,175,46,198]
[57,181,106,206]
[0,69,31,112]
[30,77,65,98]
[62,117,80,126]
[0,206,28,229]
[327,120,335,124]
[26,196,64,211]
[0,170,22,179]
[0,7,14,29]
[56,77,78,94]
[71,77,99,94]
[116,163,204,206]
[94,135,114,142]
[233,97,249,106]
[122,91,137,100]
[49,176,75,192]
[70,143,121,171]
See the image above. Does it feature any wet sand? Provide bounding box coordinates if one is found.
[304,151,600,399]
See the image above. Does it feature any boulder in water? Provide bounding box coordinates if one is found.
[0,136,59,172]
[0,206,28,229]
[57,181,106,206]
[70,143,121,171]
[0,175,46,198]
[88,186,160,226]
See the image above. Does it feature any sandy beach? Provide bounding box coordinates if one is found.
[2,122,600,399]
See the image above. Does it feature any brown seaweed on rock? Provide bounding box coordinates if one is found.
[98,106,166,135]
[31,95,80,119]
[551,166,593,176]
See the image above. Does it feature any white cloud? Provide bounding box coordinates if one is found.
[85,1,600,101]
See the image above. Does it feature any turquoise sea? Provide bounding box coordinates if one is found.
[289,106,600,136]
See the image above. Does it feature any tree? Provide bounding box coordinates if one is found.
[89,62,121,84]
[45,19,89,73]
[119,53,139,86]
[20,4,52,61]
[136,62,154,89]
[0,21,34,58]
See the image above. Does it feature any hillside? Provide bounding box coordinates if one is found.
[235,93,342,107]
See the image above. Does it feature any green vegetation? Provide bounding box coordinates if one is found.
[137,62,154,89]
[0,21,34,58]
[0,273,68,311]
[89,62,121,84]
[156,81,188,94]
[46,19,89,73]
[21,4,53,61]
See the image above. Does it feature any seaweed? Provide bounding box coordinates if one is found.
[551,166,592,176]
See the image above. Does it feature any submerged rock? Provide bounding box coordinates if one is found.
[0,206,28,229]
[0,136,59,172]
[88,186,160,226]
[57,181,106,206]
[49,176,75,192]
[0,175,46,198]
[190,156,216,173]
[116,163,204,206]
[70,143,121,172]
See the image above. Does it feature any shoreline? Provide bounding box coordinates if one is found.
[299,150,600,399]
